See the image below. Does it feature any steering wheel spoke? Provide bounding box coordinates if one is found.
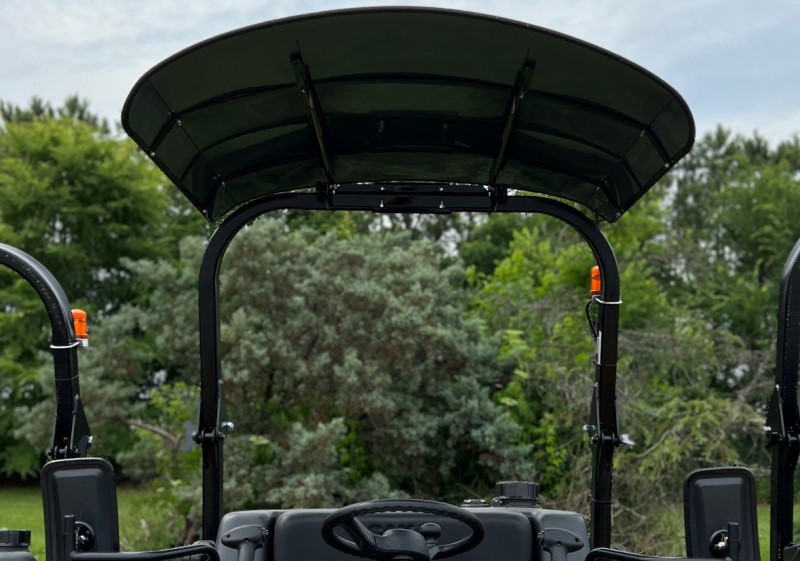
[341,517,378,553]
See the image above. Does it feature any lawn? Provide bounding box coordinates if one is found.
[0,487,44,558]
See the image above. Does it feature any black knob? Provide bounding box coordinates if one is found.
[493,481,539,507]
[74,522,95,552]
[419,523,442,547]
[0,530,31,547]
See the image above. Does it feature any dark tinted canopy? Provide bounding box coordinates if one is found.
[122,7,694,222]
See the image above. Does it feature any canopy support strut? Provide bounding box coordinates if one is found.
[488,59,536,185]
[291,51,335,183]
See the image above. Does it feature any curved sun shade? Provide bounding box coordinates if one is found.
[122,7,694,221]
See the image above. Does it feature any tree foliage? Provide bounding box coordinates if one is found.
[670,128,800,343]
[0,112,168,308]
[181,221,530,501]
[16,219,533,537]
[0,98,187,477]
[0,95,109,133]
[4,112,799,556]
[461,130,798,551]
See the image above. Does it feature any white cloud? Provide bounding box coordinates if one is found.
[1,0,798,142]
[713,104,800,146]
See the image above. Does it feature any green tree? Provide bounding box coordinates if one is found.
[670,128,800,345]
[19,218,533,535]
[664,128,800,468]
[0,113,169,307]
[471,191,766,553]
[1,95,109,133]
[460,214,533,278]
[0,98,182,477]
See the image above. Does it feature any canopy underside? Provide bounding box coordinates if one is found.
[123,7,694,221]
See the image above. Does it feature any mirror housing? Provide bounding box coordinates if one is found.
[41,458,120,561]
[684,467,759,561]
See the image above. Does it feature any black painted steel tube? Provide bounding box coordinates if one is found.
[0,243,80,457]
[769,238,800,561]
[198,193,324,540]
[71,543,220,561]
[586,547,698,561]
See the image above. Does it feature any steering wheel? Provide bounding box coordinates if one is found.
[321,499,484,561]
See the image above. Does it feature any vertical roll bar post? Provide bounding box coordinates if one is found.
[766,238,800,561]
[0,243,85,459]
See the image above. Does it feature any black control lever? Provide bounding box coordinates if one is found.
[709,521,741,561]
[726,522,740,561]
[221,525,268,561]
[539,528,584,561]
[419,523,442,549]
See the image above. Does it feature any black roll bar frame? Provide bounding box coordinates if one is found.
[194,185,621,545]
[0,243,90,459]
[766,237,800,561]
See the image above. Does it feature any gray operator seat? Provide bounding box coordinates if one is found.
[216,506,591,561]
[216,508,534,561]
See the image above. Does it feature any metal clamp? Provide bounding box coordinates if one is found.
[488,185,508,210]
[50,341,82,350]
[587,495,612,504]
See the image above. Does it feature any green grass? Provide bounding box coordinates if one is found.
[758,504,770,559]
[0,486,173,561]
[0,487,44,558]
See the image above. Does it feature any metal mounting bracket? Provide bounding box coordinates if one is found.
[291,50,334,183]
[488,58,536,185]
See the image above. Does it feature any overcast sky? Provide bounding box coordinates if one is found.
[2,0,799,145]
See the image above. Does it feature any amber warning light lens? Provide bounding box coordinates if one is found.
[72,309,88,347]
[590,266,602,296]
